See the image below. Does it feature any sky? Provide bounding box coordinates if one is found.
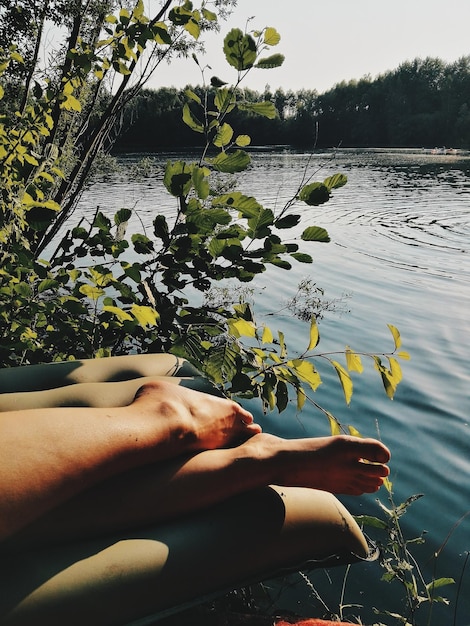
[149,0,470,93]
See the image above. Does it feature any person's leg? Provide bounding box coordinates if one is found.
[0,376,185,411]
[0,353,192,393]
[0,381,261,541]
[0,486,371,626]
[2,426,390,551]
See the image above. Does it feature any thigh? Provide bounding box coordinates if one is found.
[0,486,371,626]
[0,354,193,393]
[0,354,223,409]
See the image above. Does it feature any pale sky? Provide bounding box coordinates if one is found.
[149,0,470,93]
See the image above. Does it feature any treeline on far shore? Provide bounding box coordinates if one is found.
[115,56,470,152]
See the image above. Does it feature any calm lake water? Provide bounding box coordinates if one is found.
[79,148,470,625]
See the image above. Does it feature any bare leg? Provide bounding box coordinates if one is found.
[0,376,190,411]
[0,353,188,392]
[0,382,261,541]
[0,486,371,626]
[2,428,390,550]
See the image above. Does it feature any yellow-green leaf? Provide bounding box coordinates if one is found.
[79,284,104,300]
[131,304,159,327]
[397,350,411,360]
[213,122,233,147]
[202,7,217,20]
[184,17,200,40]
[331,359,353,405]
[290,359,321,391]
[264,27,281,46]
[23,153,39,166]
[389,356,403,386]
[185,88,201,104]
[235,134,251,147]
[388,324,402,350]
[119,7,130,21]
[327,412,342,435]
[182,103,204,133]
[61,94,82,112]
[348,425,363,437]
[296,387,306,411]
[228,318,256,338]
[278,330,286,358]
[262,325,273,344]
[102,305,133,321]
[307,318,319,350]
[345,346,363,373]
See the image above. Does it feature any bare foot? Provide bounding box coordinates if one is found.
[131,381,262,454]
[240,433,391,495]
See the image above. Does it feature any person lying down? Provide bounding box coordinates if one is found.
[0,354,391,550]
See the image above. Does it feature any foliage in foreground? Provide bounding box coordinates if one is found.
[2,4,462,626]
[0,2,408,418]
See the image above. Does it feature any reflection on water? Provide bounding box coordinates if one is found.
[78,149,470,624]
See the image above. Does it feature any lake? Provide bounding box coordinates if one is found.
[79,148,470,625]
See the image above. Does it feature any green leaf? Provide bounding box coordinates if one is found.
[214,88,236,114]
[153,214,170,243]
[79,284,104,300]
[331,359,353,404]
[278,331,287,359]
[388,357,403,389]
[275,380,289,413]
[115,208,132,225]
[235,134,251,147]
[223,28,257,71]
[212,192,262,217]
[301,226,330,242]
[426,578,455,592]
[131,233,154,254]
[163,160,193,196]
[38,279,59,293]
[211,150,251,173]
[354,514,388,530]
[290,252,313,263]
[255,54,285,69]
[275,214,300,228]
[373,356,400,399]
[238,101,277,119]
[205,343,239,385]
[192,166,210,199]
[23,153,39,166]
[299,182,330,206]
[184,17,200,40]
[185,88,201,105]
[324,173,348,190]
[213,122,234,147]
[94,212,111,231]
[202,7,217,21]
[152,22,171,45]
[182,103,204,133]
[248,207,275,238]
